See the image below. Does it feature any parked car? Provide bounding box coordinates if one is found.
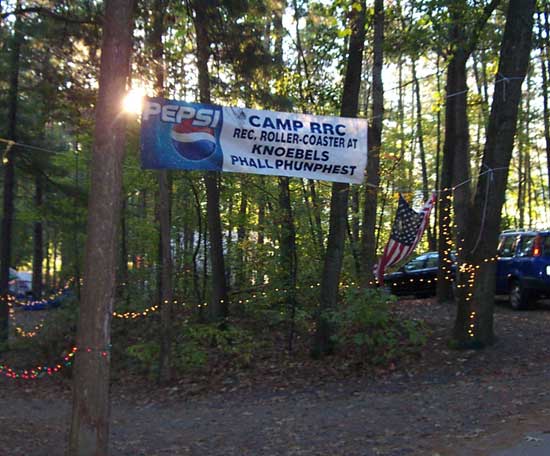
[384,230,550,308]
[496,230,550,309]
[8,268,32,297]
[383,252,443,298]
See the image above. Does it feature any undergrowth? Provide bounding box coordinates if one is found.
[6,286,429,383]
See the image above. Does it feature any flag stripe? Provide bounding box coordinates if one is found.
[377,193,436,283]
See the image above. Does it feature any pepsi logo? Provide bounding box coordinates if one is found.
[171,119,217,161]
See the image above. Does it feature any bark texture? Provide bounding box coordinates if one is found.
[453,0,535,347]
[436,0,499,304]
[360,0,384,287]
[150,0,173,385]
[0,0,22,346]
[68,0,134,453]
[32,175,44,297]
[313,0,366,357]
[191,0,229,321]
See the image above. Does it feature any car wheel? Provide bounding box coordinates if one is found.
[510,280,530,310]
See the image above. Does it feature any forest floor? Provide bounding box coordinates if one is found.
[2,297,550,455]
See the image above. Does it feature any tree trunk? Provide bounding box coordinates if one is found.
[412,58,434,250]
[437,4,470,304]
[277,176,297,352]
[452,0,534,348]
[257,183,266,246]
[309,180,324,252]
[45,228,51,289]
[236,178,248,289]
[312,0,367,357]
[433,55,442,246]
[437,0,500,305]
[68,0,134,453]
[191,1,228,321]
[150,0,172,385]
[397,11,405,166]
[157,170,173,383]
[52,235,58,287]
[273,0,297,340]
[118,196,128,302]
[74,150,82,298]
[360,0,384,287]
[517,98,525,227]
[539,8,550,203]
[300,180,319,255]
[190,182,204,310]
[525,72,532,227]
[349,186,362,277]
[32,175,44,297]
[225,195,233,287]
[204,172,228,319]
[0,0,21,347]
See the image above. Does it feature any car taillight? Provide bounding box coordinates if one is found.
[533,235,542,257]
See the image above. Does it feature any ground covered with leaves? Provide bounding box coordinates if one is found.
[2,297,550,455]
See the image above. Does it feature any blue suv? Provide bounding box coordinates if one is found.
[496,230,550,309]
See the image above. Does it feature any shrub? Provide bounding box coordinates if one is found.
[328,287,427,365]
[125,322,257,377]
[28,296,79,363]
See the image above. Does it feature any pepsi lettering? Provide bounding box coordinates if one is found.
[143,101,220,128]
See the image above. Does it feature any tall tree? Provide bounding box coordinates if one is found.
[452,0,535,347]
[278,176,297,351]
[68,0,134,453]
[190,0,229,321]
[361,0,384,286]
[274,0,298,350]
[411,58,435,249]
[436,0,499,304]
[539,6,550,202]
[0,0,22,347]
[235,178,248,289]
[312,0,366,357]
[32,174,44,297]
[150,0,173,385]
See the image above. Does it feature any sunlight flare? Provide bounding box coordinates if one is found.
[123,87,145,114]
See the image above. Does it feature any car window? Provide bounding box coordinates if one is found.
[425,255,439,268]
[543,236,550,257]
[404,256,426,271]
[498,235,517,258]
[517,235,536,257]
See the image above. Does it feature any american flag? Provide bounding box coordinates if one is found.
[376,193,436,283]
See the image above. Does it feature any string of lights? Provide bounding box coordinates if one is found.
[8,305,45,338]
[9,278,75,309]
[3,239,494,381]
[0,345,112,380]
[3,188,502,363]
[436,189,504,340]
[0,347,77,380]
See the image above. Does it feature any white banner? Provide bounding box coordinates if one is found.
[141,98,368,184]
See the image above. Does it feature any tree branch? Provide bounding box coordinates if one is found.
[1,7,95,24]
[466,0,501,55]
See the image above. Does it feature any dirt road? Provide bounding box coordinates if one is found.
[2,299,550,455]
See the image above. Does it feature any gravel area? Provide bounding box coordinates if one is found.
[2,297,550,455]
